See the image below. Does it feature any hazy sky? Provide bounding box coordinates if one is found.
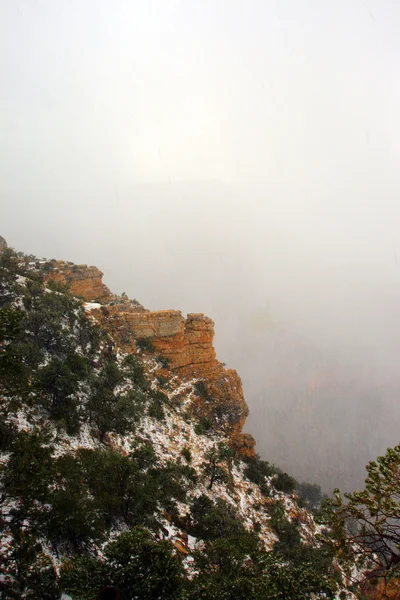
[2,0,400,491]
[2,0,400,189]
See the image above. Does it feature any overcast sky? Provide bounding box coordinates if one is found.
[2,0,400,491]
[2,0,400,189]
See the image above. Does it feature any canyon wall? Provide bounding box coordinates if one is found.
[49,260,255,456]
[47,262,112,303]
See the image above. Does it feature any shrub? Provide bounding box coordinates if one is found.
[157,355,171,369]
[157,374,170,389]
[121,354,147,387]
[194,416,212,435]
[189,496,248,542]
[61,527,184,600]
[148,399,165,421]
[243,455,276,486]
[194,380,209,399]
[136,338,155,352]
[181,447,192,463]
[274,471,297,494]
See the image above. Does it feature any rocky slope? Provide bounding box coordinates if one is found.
[45,259,254,456]
[0,238,351,600]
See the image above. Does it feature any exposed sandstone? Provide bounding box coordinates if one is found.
[232,432,257,459]
[46,262,111,303]
[109,300,147,313]
[48,257,256,445]
[116,310,221,378]
[172,539,188,555]
[92,305,252,440]
[91,305,138,354]
[124,310,184,341]
[202,368,249,437]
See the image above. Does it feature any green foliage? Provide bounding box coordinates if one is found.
[1,429,194,565]
[136,337,155,352]
[61,527,184,600]
[194,415,213,435]
[0,306,24,341]
[76,445,162,530]
[274,470,297,493]
[148,399,165,420]
[243,458,297,496]
[194,380,210,399]
[121,353,148,387]
[157,354,171,369]
[157,373,170,388]
[189,495,248,542]
[201,443,232,490]
[148,389,167,421]
[3,428,54,505]
[0,247,27,306]
[187,533,337,600]
[43,488,101,553]
[244,454,276,486]
[0,533,60,600]
[0,416,17,451]
[296,481,323,511]
[44,443,193,546]
[87,357,146,440]
[0,307,28,392]
[0,247,341,600]
[46,278,70,293]
[0,269,104,431]
[323,444,400,588]
[181,446,192,463]
[36,353,88,433]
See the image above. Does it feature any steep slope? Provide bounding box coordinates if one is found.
[0,239,350,600]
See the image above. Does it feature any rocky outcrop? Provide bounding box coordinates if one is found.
[48,258,255,447]
[92,305,251,440]
[109,299,147,313]
[115,310,221,378]
[232,432,257,459]
[46,262,111,303]
[201,368,249,437]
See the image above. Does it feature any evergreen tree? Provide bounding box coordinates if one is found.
[61,527,184,600]
[324,444,400,591]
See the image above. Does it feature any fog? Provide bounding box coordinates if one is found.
[2,0,400,492]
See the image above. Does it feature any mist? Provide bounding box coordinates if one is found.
[2,0,400,492]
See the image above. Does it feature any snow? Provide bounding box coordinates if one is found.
[0,351,323,583]
[0,272,337,592]
[83,302,102,311]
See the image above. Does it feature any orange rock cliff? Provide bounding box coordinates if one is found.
[46,261,112,303]
[46,261,256,457]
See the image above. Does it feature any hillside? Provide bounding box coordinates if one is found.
[0,239,351,599]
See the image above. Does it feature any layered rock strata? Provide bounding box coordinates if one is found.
[46,262,112,303]
[45,258,254,453]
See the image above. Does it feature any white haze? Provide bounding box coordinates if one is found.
[2,0,400,491]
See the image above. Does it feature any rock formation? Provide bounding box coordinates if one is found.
[46,262,112,303]
[49,259,254,449]
[232,432,257,459]
[124,311,220,377]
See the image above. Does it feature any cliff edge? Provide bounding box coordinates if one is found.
[46,260,255,456]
